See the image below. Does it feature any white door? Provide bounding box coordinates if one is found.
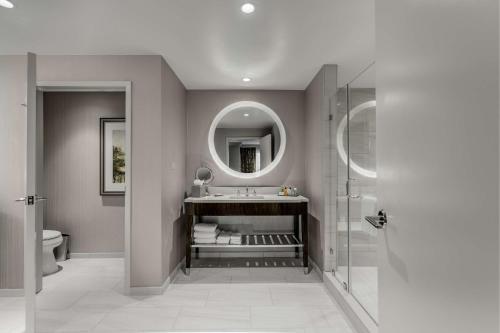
[20,52,42,333]
[376,0,498,331]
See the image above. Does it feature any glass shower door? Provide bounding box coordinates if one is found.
[334,64,378,322]
[348,64,378,322]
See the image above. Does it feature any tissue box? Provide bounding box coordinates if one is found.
[191,185,207,198]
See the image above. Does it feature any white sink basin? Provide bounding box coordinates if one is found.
[228,195,266,199]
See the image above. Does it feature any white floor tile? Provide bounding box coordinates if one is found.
[270,285,334,306]
[251,306,316,329]
[70,290,143,312]
[174,306,252,330]
[206,287,273,306]
[93,307,178,331]
[1,258,354,333]
[0,309,25,333]
[36,309,106,332]
[36,290,88,310]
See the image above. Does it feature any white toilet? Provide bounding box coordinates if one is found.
[42,230,63,276]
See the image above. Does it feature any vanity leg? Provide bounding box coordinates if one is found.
[301,207,309,274]
[294,215,300,259]
[185,212,193,275]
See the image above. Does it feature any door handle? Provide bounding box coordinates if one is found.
[34,195,47,201]
[365,209,387,229]
[15,195,47,205]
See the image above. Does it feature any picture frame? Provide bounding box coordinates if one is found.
[100,118,126,195]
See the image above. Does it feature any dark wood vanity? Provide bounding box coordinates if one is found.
[184,196,309,274]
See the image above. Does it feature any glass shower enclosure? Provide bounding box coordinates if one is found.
[333,64,378,322]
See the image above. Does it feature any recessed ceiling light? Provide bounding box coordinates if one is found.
[242,77,251,82]
[244,113,250,117]
[241,3,255,14]
[0,0,14,8]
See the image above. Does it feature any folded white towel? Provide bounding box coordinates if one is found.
[230,233,242,240]
[194,223,218,233]
[230,232,242,245]
[194,237,216,244]
[194,229,220,239]
[216,231,231,244]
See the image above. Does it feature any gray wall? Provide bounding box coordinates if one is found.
[160,58,187,281]
[1,55,186,289]
[42,56,188,287]
[43,92,125,254]
[304,65,337,271]
[37,55,165,288]
[0,56,26,289]
[186,90,305,189]
[376,0,498,332]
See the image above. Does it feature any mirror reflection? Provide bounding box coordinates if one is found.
[213,105,281,174]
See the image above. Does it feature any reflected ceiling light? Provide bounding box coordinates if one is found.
[242,77,251,82]
[336,100,377,178]
[241,3,255,14]
[244,113,249,117]
[0,0,14,8]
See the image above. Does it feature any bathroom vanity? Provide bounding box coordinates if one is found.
[185,100,310,274]
[184,194,309,274]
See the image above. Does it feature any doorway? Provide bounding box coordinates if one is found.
[23,72,132,332]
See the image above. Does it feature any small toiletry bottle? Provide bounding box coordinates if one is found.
[284,186,288,196]
[293,187,298,196]
[279,186,285,196]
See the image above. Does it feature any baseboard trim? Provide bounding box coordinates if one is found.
[323,272,378,333]
[308,256,323,281]
[70,252,124,259]
[128,258,184,296]
[0,289,24,297]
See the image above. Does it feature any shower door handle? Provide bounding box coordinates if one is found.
[365,210,387,229]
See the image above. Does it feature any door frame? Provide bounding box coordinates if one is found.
[27,81,132,316]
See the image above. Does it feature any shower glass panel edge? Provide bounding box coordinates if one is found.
[332,63,378,323]
[334,84,349,289]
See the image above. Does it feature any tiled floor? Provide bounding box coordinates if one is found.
[351,266,378,321]
[0,258,355,333]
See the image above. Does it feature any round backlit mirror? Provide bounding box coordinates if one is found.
[337,100,377,178]
[208,101,286,179]
[195,166,214,184]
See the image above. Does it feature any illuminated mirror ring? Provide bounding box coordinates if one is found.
[208,101,287,179]
[336,100,377,178]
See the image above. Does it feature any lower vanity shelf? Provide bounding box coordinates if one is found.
[184,196,310,275]
[192,233,304,248]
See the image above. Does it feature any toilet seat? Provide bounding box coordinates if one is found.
[43,230,61,241]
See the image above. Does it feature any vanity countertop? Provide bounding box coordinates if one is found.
[184,194,309,203]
